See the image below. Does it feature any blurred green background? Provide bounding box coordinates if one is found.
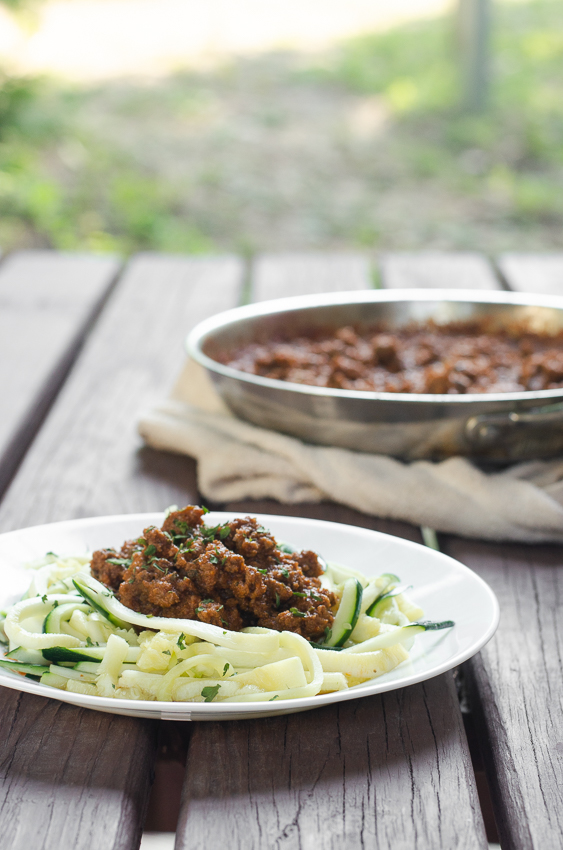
[0,0,562,256]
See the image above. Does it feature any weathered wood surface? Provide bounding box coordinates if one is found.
[0,254,243,529]
[0,691,157,850]
[175,255,488,850]
[444,537,563,850]
[178,670,484,850]
[252,251,372,301]
[379,251,563,848]
[0,251,120,496]
[0,254,244,850]
[498,252,563,295]
[379,251,500,290]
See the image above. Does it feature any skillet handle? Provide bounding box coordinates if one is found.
[464,402,563,458]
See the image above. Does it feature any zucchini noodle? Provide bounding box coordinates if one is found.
[0,546,454,705]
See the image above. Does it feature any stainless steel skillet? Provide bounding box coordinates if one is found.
[187,289,563,462]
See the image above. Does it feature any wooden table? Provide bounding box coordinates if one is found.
[0,248,562,850]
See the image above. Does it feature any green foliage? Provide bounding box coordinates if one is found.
[0,72,38,139]
[313,0,563,231]
[302,17,456,113]
[0,0,43,13]
[0,0,563,254]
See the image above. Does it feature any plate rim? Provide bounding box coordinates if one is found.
[0,511,500,719]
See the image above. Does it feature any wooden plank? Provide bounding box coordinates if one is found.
[444,536,563,850]
[0,254,243,528]
[0,691,157,850]
[0,250,120,496]
[175,254,488,850]
[0,253,244,850]
[497,253,563,295]
[178,670,483,850]
[379,251,500,290]
[377,250,563,847]
[427,249,563,847]
[176,505,487,850]
[252,252,372,301]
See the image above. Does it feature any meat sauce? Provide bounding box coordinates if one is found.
[91,505,335,643]
[225,321,563,395]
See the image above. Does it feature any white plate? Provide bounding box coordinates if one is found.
[0,512,499,721]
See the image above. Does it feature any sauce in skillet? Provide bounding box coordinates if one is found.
[224,321,563,395]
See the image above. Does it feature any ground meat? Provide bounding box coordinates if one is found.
[224,320,563,395]
[90,543,141,591]
[90,507,336,642]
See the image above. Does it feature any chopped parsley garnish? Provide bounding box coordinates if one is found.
[275,593,280,609]
[46,551,57,557]
[223,663,229,676]
[218,525,230,540]
[144,544,157,558]
[280,567,289,578]
[257,568,267,575]
[170,519,194,544]
[292,591,307,597]
[201,684,220,702]
[290,607,306,618]
[177,633,187,650]
[202,523,226,541]
[107,557,132,566]
[201,506,210,515]
[209,549,225,565]
[53,600,59,608]
[146,614,154,618]
[278,543,295,554]
[41,594,48,604]
[162,650,171,656]
[269,695,279,701]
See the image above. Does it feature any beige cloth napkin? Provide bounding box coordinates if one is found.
[138,359,563,543]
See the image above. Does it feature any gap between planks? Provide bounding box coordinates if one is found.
[0,251,121,499]
[0,253,244,850]
[497,252,563,295]
[176,253,488,850]
[379,251,502,290]
[444,535,563,850]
